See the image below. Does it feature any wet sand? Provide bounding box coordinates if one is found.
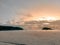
[0,30,60,45]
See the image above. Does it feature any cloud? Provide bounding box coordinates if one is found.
[9,5,60,25]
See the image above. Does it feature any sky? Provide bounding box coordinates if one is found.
[0,0,60,24]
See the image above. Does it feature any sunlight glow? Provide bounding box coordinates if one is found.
[34,16,57,21]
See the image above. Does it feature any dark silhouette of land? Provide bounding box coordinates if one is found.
[42,27,53,30]
[0,25,23,31]
[0,41,26,45]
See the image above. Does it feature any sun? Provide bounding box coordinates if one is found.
[34,16,57,21]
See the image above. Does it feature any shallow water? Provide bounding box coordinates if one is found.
[0,30,60,45]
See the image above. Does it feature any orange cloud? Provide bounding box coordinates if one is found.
[10,5,60,25]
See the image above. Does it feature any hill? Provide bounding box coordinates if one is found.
[0,25,23,31]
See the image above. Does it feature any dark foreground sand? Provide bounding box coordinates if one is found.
[0,30,60,45]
